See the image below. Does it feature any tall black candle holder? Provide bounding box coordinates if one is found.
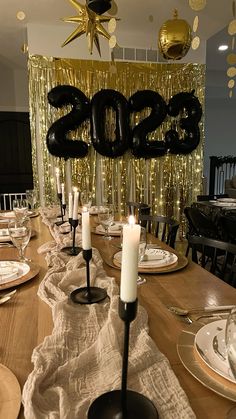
[70,248,107,304]
[55,193,65,226]
[88,298,158,419]
[61,219,82,256]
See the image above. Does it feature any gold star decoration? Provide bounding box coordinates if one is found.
[62,0,118,56]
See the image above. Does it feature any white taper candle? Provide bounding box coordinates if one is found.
[61,183,65,205]
[72,188,79,220]
[68,192,73,219]
[55,168,62,194]
[120,216,140,303]
[82,208,91,250]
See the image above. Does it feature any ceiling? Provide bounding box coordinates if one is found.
[0,0,233,70]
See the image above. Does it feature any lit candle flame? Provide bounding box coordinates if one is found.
[128,215,135,225]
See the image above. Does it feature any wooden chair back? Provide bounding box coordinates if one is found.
[188,235,236,285]
[139,214,179,249]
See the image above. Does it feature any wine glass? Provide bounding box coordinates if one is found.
[80,191,93,210]
[97,204,114,240]
[8,217,31,262]
[137,227,147,284]
[225,308,236,418]
[25,189,36,210]
[12,199,28,220]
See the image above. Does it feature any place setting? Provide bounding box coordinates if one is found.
[105,221,188,274]
[177,308,236,402]
[0,217,40,290]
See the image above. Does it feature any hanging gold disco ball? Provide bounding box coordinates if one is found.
[158,10,192,60]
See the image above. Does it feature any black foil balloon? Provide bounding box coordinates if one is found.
[165,90,202,154]
[87,0,111,14]
[90,89,131,158]
[46,85,90,159]
[128,90,167,158]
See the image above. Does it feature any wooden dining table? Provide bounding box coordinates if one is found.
[1,213,236,418]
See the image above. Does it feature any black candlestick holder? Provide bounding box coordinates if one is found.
[88,298,158,419]
[70,248,107,304]
[55,193,65,226]
[61,218,82,256]
[62,203,66,216]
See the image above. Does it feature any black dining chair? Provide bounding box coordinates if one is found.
[139,214,179,249]
[197,194,229,201]
[126,201,151,224]
[184,206,220,256]
[187,235,236,286]
[184,206,220,239]
[218,214,236,244]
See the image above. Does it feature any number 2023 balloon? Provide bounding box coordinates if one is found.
[46,85,202,159]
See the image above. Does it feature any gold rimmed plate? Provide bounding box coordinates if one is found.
[0,261,40,290]
[177,322,236,401]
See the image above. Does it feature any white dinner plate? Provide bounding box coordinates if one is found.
[212,202,236,207]
[114,248,178,268]
[194,319,236,383]
[217,198,236,203]
[0,261,30,285]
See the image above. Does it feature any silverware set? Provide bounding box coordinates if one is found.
[167,304,235,324]
[0,289,16,305]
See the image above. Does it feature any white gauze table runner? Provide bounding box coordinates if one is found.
[22,208,196,419]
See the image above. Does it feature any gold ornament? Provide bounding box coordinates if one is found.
[192,16,199,33]
[228,19,236,35]
[227,66,236,77]
[227,52,236,65]
[158,10,192,60]
[189,0,206,11]
[228,79,235,88]
[62,0,118,55]
[191,35,200,50]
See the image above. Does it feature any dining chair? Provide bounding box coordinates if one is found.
[0,192,26,210]
[126,201,150,224]
[184,206,220,239]
[139,214,179,248]
[218,214,236,244]
[197,194,229,201]
[187,235,236,286]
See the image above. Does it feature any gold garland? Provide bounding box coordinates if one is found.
[28,55,205,237]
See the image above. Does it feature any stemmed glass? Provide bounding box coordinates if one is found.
[12,199,28,220]
[137,227,147,284]
[80,191,93,210]
[8,217,31,262]
[25,189,36,210]
[97,204,114,240]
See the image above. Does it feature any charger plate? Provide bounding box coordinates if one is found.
[177,322,236,401]
[0,364,21,419]
[104,248,188,274]
[0,261,40,290]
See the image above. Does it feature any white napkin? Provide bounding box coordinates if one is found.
[143,248,165,261]
[96,222,123,233]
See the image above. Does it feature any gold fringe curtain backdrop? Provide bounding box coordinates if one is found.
[28,55,205,237]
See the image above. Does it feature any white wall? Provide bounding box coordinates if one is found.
[0,62,29,112]
[27,22,206,64]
